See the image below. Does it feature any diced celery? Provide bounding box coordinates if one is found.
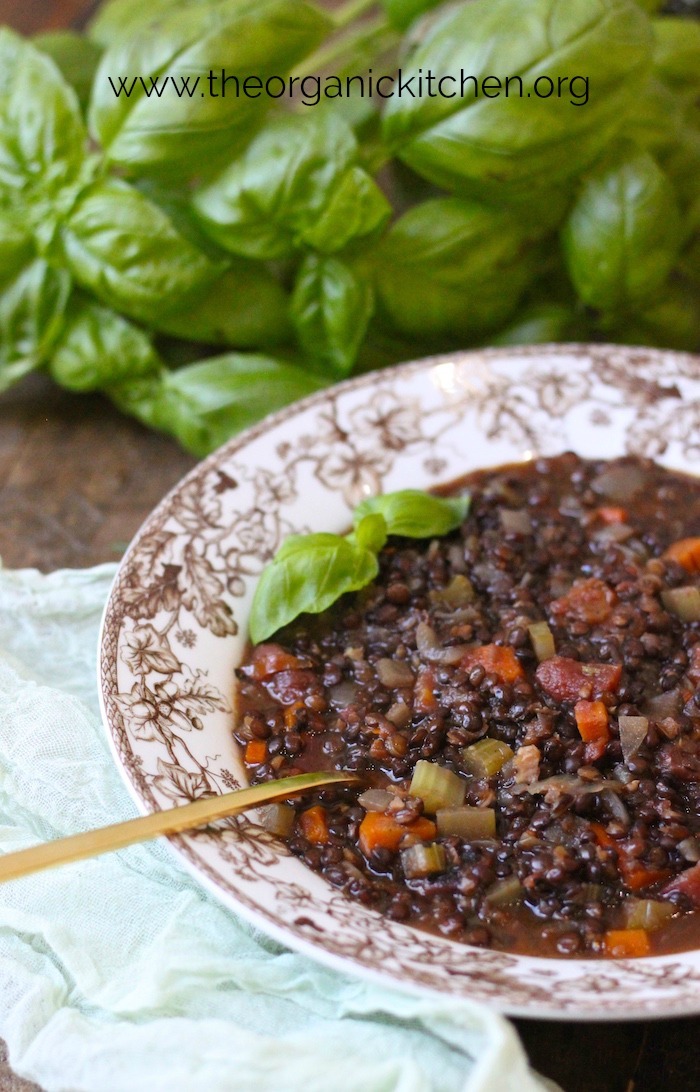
[463,738,514,778]
[527,621,556,662]
[661,586,700,622]
[429,574,475,607]
[409,759,466,813]
[401,842,447,878]
[254,803,295,838]
[484,875,523,905]
[437,805,496,840]
[624,898,675,931]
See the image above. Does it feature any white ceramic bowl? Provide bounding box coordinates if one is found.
[99,344,700,1019]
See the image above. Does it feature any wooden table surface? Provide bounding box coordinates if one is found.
[1,2,699,1090]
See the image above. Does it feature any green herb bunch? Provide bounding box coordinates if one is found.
[1,0,698,456]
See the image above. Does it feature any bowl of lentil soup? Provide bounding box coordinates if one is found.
[100,344,700,1018]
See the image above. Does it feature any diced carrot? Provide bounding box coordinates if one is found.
[590,821,618,855]
[590,823,671,890]
[574,700,610,743]
[596,506,628,525]
[358,812,437,856]
[414,666,439,714]
[621,862,672,892]
[664,537,700,573]
[298,805,330,845]
[550,578,615,625]
[244,739,267,765]
[604,928,651,958]
[461,644,525,684]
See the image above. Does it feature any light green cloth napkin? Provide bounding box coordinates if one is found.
[0,565,556,1092]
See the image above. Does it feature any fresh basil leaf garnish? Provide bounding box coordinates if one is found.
[249,489,469,643]
[354,489,470,538]
[249,535,379,645]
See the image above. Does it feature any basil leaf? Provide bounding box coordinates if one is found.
[148,353,327,455]
[374,197,544,340]
[194,112,389,260]
[351,513,388,555]
[154,263,291,348]
[380,0,442,32]
[290,255,374,377]
[49,298,163,392]
[381,0,653,199]
[61,177,220,323]
[33,31,102,112]
[608,277,700,352]
[0,213,34,291]
[88,0,215,45]
[490,303,591,347]
[354,490,469,539]
[90,0,331,175]
[652,16,700,99]
[561,144,682,314]
[0,30,87,198]
[0,259,71,392]
[249,535,379,644]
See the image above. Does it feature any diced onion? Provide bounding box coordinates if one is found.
[429,574,475,607]
[591,464,647,501]
[358,789,394,813]
[661,586,700,622]
[253,803,296,838]
[415,622,467,665]
[679,837,700,863]
[500,508,532,535]
[643,689,680,720]
[618,715,649,763]
[375,658,415,688]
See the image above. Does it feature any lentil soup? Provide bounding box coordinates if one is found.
[235,454,700,958]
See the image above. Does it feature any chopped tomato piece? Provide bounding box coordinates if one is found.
[662,861,700,906]
[244,739,267,765]
[536,656,622,703]
[664,537,700,573]
[550,578,615,626]
[358,812,436,856]
[596,506,628,525]
[298,805,330,845]
[604,929,651,958]
[246,643,306,680]
[414,666,439,714]
[265,669,320,706]
[461,644,525,683]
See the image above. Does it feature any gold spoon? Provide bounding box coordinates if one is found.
[0,771,356,884]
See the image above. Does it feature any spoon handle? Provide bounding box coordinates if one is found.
[0,771,354,883]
